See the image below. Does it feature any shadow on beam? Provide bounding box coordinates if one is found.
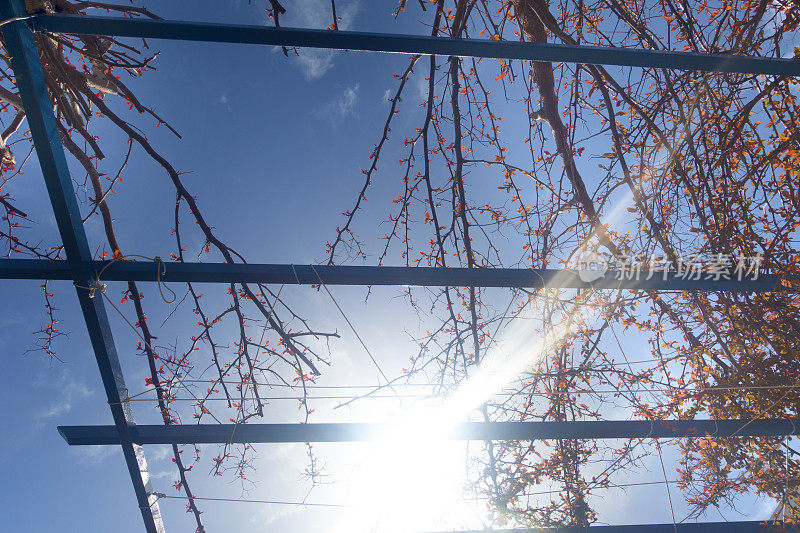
[59,419,800,446]
[1,259,794,292]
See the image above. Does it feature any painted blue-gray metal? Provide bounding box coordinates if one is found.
[3,9,797,533]
[1,259,792,292]
[0,2,164,531]
[58,418,800,445]
[425,522,794,533]
[30,14,800,77]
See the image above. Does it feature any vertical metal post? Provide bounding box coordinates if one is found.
[0,2,164,531]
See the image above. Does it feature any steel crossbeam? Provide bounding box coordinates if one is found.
[29,14,800,76]
[1,259,792,292]
[58,419,800,446]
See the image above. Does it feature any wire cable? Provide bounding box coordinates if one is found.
[74,253,177,305]
[227,283,285,446]
[151,492,351,508]
[309,265,391,385]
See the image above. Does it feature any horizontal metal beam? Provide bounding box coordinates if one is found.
[31,14,800,77]
[1,259,792,292]
[59,419,800,445]
[424,522,793,532]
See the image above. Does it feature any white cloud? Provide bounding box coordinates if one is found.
[71,445,119,466]
[281,0,361,80]
[150,469,177,480]
[336,84,360,117]
[756,494,779,519]
[292,0,360,32]
[149,445,174,462]
[297,50,339,80]
[36,371,92,424]
[219,92,232,111]
[414,69,429,100]
[254,503,305,527]
[317,84,361,119]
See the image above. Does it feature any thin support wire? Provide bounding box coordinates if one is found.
[151,492,351,509]
[309,264,391,385]
[655,439,678,533]
[227,283,285,446]
[784,435,790,522]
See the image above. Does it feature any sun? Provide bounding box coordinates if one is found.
[329,193,637,532]
[335,405,483,533]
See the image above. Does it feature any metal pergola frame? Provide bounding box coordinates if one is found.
[1,1,798,531]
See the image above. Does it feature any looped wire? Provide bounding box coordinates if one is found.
[153,256,176,304]
[78,253,177,304]
[74,275,107,299]
[310,264,392,386]
[74,254,180,364]
[89,279,107,298]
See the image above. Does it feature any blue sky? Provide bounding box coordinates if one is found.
[0,0,784,531]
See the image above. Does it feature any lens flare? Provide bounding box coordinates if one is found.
[336,191,636,532]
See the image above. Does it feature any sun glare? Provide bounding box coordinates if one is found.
[336,406,475,533]
[334,192,635,532]
[334,303,592,533]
